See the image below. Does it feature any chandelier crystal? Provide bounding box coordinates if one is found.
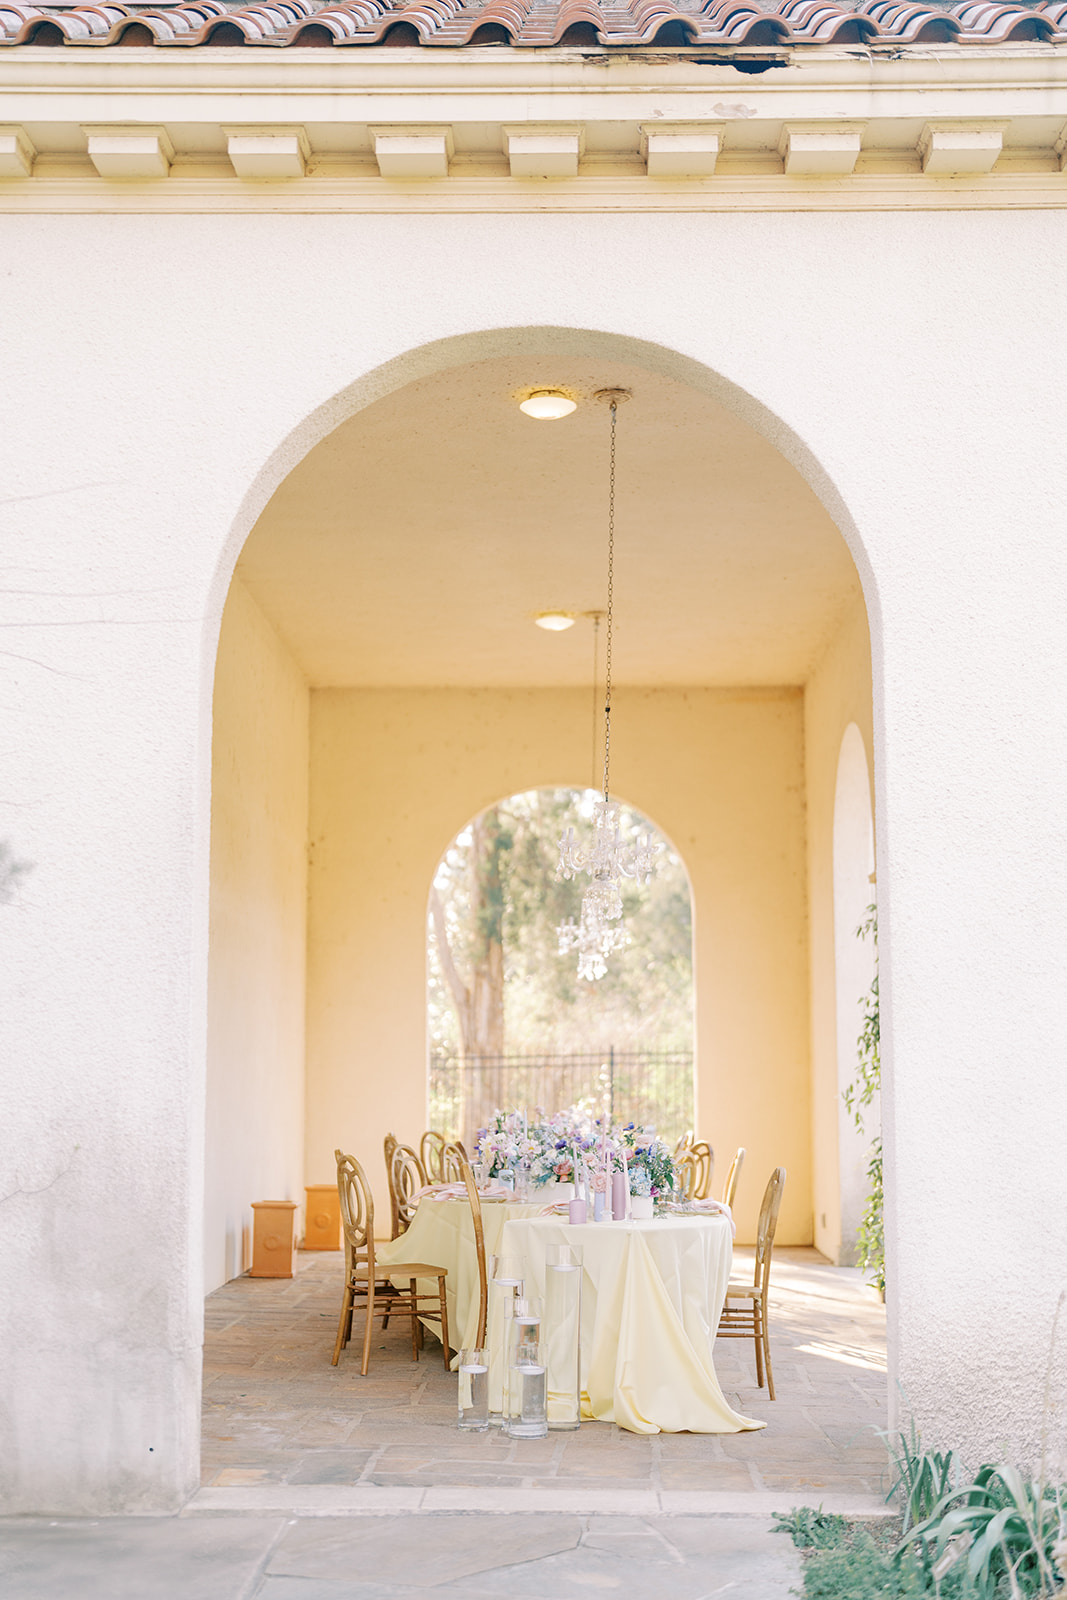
[554,392,662,981]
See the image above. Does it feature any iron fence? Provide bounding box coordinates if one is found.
[428,1047,694,1153]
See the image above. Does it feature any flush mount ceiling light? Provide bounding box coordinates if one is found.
[534,612,576,631]
[519,390,578,421]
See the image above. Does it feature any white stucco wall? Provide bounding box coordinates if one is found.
[305,686,812,1249]
[204,578,308,1294]
[2,206,1066,1508]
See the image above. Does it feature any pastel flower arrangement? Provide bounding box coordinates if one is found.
[474,1108,678,1196]
[475,1108,586,1186]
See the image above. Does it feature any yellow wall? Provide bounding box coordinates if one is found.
[306,686,812,1245]
[204,579,309,1292]
[804,595,876,1263]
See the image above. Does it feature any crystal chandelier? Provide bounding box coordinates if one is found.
[556,391,660,980]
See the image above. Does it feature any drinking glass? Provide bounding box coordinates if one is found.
[457,1348,489,1431]
[498,1169,515,1194]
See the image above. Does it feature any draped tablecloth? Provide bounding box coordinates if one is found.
[500,1213,764,1436]
[374,1198,545,1356]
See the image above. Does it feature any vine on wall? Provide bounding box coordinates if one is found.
[843,906,884,1296]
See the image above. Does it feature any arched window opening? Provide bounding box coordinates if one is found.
[428,786,694,1149]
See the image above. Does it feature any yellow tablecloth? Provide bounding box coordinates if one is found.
[501,1213,764,1436]
[375,1197,545,1355]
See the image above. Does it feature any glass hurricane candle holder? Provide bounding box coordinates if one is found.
[506,1340,548,1439]
[457,1348,489,1431]
[486,1255,524,1421]
[545,1244,582,1430]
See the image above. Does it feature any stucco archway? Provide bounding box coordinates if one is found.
[206,331,878,1291]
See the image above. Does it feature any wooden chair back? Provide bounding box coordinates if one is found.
[388,1142,427,1238]
[674,1129,694,1159]
[420,1130,447,1183]
[441,1139,468,1182]
[456,1152,489,1347]
[753,1166,787,1299]
[335,1147,376,1279]
[722,1147,745,1211]
[675,1150,699,1200]
[690,1140,714,1200]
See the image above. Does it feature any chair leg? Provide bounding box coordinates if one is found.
[410,1279,420,1362]
[753,1305,765,1389]
[332,1281,353,1367]
[360,1280,376,1376]
[762,1311,776,1401]
[439,1276,450,1369]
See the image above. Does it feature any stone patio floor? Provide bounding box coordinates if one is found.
[200,1245,890,1507]
[0,1250,888,1600]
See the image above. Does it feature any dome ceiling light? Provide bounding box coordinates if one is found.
[534,611,576,631]
[519,389,578,421]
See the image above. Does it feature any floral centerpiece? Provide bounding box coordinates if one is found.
[618,1127,677,1200]
[475,1108,586,1189]
[474,1109,678,1203]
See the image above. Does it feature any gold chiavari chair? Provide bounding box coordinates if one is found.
[717,1166,786,1399]
[675,1149,699,1200]
[721,1147,745,1212]
[388,1142,427,1240]
[420,1130,447,1183]
[691,1140,714,1201]
[674,1129,695,1160]
[441,1139,468,1182]
[456,1152,489,1348]
[331,1149,450,1375]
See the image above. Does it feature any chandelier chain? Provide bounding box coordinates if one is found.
[590,612,600,793]
[603,400,616,804]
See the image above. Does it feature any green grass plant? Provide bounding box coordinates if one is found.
[774,1423,1067,1600]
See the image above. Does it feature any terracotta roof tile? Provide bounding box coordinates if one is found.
[2,0,1065,46]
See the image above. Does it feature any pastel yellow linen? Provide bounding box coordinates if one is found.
[501,1214,764,1435]
[375,1198,545,1355]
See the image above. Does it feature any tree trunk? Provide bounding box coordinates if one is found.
[429,808,506,1060]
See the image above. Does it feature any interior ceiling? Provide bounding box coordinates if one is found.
[237,356,863,688]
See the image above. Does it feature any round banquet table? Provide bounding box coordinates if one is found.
[374,1197,545,1357]
[500,1212,764,1436]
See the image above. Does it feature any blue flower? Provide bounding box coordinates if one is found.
[555,1139,568,1151]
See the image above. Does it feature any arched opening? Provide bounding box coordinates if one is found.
[206,344,873,1274]
[427,786,695,1150]
[201,328,881,1491]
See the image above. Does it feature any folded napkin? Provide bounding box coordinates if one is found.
[665,1197,736,1237]
[411,1181,515,1203]
[538,1201,573,1216]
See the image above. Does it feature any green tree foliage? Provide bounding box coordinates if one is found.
[428,788,693,1057]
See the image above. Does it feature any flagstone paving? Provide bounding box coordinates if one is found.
[202,1246,889,1501]
[0,1512,805,1598]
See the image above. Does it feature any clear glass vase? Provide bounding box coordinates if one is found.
[486,1255,524,1422]
[504,1297,544,1438]
[506,1338,547,1439]
[545,1243,582,1430]
[457,1348,489,1431]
